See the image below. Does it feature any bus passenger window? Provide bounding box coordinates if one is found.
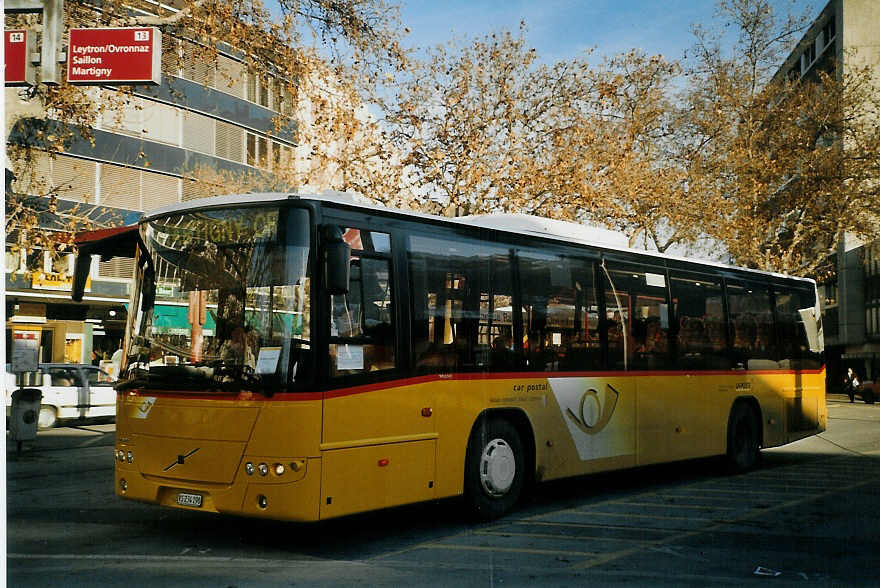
[602,263,671,370]
[774,286,823,369]
[330,253,395,377]
[408,234,514,373]
[726,282,777,369]
[518,250,599,372]
[669,272,729,369]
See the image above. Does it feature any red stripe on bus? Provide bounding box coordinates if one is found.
[124,366,826,402]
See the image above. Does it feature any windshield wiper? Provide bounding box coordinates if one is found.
[215,365,269,396]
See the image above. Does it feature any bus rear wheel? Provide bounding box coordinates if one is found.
[464,417,525,520]
[727,402,760,473]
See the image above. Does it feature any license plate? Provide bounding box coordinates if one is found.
[176,492,203,507]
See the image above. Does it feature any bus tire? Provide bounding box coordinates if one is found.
[464,417,525,520]
[38,406,58,430]
[863,389,875,405]
[726,402,760,473]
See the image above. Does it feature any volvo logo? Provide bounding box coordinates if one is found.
[565,383,620,435]
[164,448,200,471]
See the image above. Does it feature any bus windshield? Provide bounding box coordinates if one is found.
[122,206,312,394]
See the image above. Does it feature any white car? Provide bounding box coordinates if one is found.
[5,363,116,429]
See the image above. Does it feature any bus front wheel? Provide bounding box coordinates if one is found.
[726,402,760,473]
[464,418,525,520]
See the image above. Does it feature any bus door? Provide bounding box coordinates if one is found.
[320,222,436,518]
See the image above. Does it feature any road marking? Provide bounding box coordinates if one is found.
[474,529,652,544]
[499,520,678,534]
[568,510,719,522]
[705,481,829,490]
[650,492,787,502]
[679,487,811,497]
[6,553,325,565]
[606,500,737,511]
[421,543,596,557]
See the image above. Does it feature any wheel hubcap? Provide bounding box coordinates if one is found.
[479,438,516,496]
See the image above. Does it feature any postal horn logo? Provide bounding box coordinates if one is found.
[565,384,619,435]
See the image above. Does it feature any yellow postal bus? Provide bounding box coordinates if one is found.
[73,193,825,521]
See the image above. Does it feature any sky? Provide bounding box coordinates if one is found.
[398,0,824,64]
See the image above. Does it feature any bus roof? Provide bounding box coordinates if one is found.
[141,192,816,286]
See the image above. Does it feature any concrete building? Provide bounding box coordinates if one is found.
[773,0,880,391]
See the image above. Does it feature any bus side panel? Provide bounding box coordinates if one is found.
[322,382,435,445]
[320,440,436,519]
[246,398,323,458]
[636,374,715,466]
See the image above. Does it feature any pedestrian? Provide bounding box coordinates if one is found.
[845,368,860,403]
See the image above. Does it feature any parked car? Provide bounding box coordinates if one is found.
[5,363,116,429]
[854,381,876,405]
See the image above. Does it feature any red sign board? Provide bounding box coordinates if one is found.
[67,27,161,85]
[5,30,34,86]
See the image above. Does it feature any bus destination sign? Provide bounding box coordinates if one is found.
[67,27,162,85]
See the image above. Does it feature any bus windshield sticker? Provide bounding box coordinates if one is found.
[133,397,156,419]
[337,345,364,370]
[645,273,666,288]
[255,347,282,374]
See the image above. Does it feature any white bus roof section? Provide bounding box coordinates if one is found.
[140,192,815,286]
[453,213,631,249]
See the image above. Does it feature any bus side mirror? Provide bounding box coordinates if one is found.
[323,226,351,295]
[798,307,824,353]
[72,253,93,302]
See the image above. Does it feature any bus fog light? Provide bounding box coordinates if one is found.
[120,479,127,492]
[274,463,285,476]
[257,495,268,509]
[258,463,269,476]
[245,462,255,476]
[126,451,134,464]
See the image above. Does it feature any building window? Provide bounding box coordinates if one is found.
[247,73,271,108]
[246,133,274,169]
[247,133,256,166]
[258,137,268,168]
[822,16,835,48]
[5,249,23,273]
[801,42,817,74]
[865,243,880,339]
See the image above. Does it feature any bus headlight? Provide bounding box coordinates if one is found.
[126,451,134,464]
[258,463,269,476]
[245,462,255,476]
[274,463,285,476]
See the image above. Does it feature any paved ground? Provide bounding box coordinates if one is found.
[5,395,880,586]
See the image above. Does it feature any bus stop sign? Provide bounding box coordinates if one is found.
[4,30,35,85]
[67,27,161,85]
